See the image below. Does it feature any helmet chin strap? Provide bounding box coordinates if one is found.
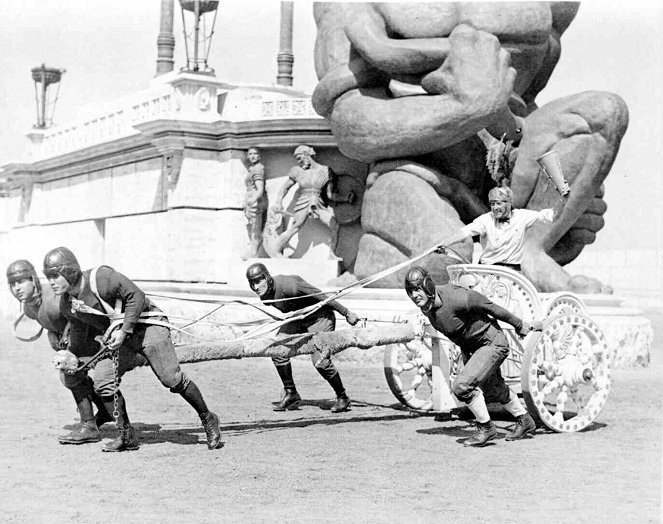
[260,284,275,300]
[421,297,434,313]
[23,290,42,307]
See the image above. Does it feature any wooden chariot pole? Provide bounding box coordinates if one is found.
[175,324,415,363]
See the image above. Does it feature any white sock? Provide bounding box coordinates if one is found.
[502,389,527,417]
[466,390,490,423]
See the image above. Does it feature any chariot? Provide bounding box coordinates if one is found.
[383,263,613,433]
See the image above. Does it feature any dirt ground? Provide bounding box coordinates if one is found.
[1,311,661,524]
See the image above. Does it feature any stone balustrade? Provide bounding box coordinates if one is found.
[28,91,174,161]
[25,72,322,162]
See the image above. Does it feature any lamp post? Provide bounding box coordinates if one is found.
[179,0,219,75]
[31,64,65,128]
[276,1,294,86]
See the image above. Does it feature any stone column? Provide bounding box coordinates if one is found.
[276,1,294,86]
[156,0,175,76]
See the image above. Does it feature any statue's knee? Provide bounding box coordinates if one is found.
[574,91,629,138]
[593,92,629,132]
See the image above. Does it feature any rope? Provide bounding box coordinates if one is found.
[204,242,449,341]
[147,290,335,305]
[32,240,460,347]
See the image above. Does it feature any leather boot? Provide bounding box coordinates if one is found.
[275,363,296,390]
[326,373,351,412]
[273,388,301,411]
[200,411,223,450]
[331,395,351,413]
[89,381,114,428]
[102,424,140,453]
[95,408,115,428]
[58,420,102,445]
[100,392,139,452]
[179,380,209,416]
[274,363,300,411]
[59,396,101,444]
[505,413,536,441]
[464,420,498,447]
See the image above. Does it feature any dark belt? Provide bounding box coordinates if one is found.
[479,261,521,271]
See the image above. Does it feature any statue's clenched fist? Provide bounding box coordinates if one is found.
[421,24,515,111]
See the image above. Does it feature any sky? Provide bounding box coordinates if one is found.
[0,0,661,253]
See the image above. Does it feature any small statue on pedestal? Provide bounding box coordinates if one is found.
[242,147,268,259]
[265,145,356,258]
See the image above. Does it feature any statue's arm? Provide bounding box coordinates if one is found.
[343,3,451,75]
[323,25,515,163]
[246,178,264,206]
[323,167,338,203]
[274,174,296,211]
[520,2,580,111]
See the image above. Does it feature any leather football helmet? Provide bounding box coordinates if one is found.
[7,259,37,285]
[404,266,436,299]
[43,247,82,286]
[6,259,41,296]
[245,262,274,294]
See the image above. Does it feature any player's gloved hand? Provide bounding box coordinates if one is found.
[517,321,532,337]
[107,329,128,351]
[435,244,447,254]
[47,331,62,351]
[52,350,79,374]
[531,320,544,332]
[411,316,427,339]
[345,311,361,326]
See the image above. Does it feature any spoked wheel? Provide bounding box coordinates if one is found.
[521,314,612,432]
[383,341,435,411]
[544,292,589,317]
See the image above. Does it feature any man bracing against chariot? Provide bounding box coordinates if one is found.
[405,266,540,447]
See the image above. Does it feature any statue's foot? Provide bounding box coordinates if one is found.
[569,274,613,295]
[522,249,612,294]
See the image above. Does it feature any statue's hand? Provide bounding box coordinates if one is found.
[292,210,308,229]
[421,24,515,114]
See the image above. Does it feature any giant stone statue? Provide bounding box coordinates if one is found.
[312,2,629,293]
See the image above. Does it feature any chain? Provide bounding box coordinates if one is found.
[112,346,120,421]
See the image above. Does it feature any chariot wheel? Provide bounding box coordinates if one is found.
[383,341,435,411]
[544,292,589,317]
[521,314,612,432]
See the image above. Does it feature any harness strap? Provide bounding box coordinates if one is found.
[13,312,44,342]
[90,267,123,315]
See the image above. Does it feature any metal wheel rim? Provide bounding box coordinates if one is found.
[544,293,589,317]
[383,341,435,411]
[521,314,612,432]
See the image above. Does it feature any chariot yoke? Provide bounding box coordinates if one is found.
[383,264,613,433]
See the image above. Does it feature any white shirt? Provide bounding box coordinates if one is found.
[460,208,553,265]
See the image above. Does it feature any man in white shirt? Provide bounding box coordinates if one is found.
[438,186,555,271]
